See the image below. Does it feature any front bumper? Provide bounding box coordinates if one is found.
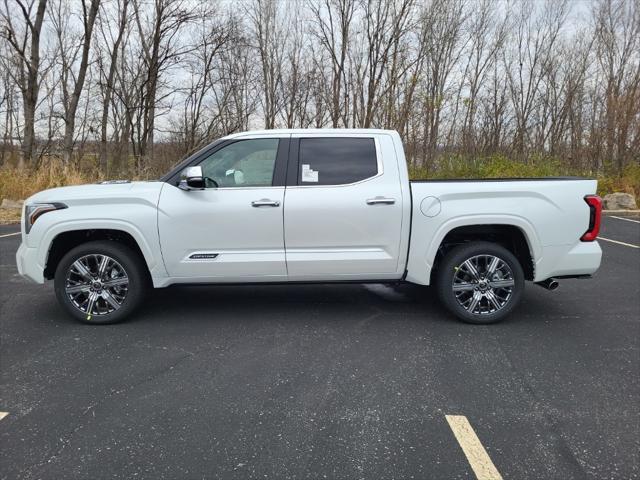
[16,242,44,284]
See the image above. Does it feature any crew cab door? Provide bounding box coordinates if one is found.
[158,136,289,281]
[283,133,404,280]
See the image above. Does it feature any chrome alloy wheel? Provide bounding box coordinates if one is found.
[64,254,129,316]
[452,254,515,315]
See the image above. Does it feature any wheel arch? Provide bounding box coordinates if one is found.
[431,225,535,282]
[43,226,156,280]
[406,215,541,285]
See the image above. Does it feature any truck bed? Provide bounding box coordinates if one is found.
[405,177,601,285]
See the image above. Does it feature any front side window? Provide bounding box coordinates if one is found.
[298,137,378,186]
[198,138,279,188]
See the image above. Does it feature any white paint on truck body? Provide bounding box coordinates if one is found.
[16,129,602,289]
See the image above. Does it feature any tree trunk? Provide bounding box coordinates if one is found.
[62,0,101,165]
[19,0,48,168]
[100,0,129,173]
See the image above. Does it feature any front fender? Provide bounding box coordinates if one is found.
[22,182,168,281]
[37,218,164,277]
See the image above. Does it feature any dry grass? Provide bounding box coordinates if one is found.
[0,160,101,201]
[0,161,101,224]
[0,208,21,224]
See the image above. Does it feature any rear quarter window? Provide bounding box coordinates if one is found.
[298,137,378,186]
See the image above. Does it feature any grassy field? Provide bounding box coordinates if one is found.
[1,156,638,224]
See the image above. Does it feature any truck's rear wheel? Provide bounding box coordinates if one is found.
[436,241,524,324]
[54,241,147,324]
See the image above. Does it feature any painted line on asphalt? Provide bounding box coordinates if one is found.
[0,412,8,421]
[446,415,502,480]
[0,231,20,238]
[598,237,640,249]
[608,215,640,224]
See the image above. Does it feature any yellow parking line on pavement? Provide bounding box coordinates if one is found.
[608,215,640,224]
[446,415,502,480]
[0,231,20,238]
[598,237,640,248]
[0,412,8,421]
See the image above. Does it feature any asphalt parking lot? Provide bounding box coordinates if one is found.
[1,215,638,479]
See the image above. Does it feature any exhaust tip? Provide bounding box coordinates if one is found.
[536,278,559,291]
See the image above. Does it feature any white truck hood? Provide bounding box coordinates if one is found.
[26,181,165,207]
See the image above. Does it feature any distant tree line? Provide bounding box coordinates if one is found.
[0,0,638,177]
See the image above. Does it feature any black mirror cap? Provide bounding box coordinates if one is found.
[186,176,205,189]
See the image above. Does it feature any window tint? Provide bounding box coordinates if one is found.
[298,138,378,185]
[198,139,279,188]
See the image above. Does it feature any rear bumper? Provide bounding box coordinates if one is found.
[534,241,602,282]
[16,242,44,284]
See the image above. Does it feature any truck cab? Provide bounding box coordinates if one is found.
[158,130,409,283]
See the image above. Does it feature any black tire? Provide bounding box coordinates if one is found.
[436,241,524,324]
[54,240,148,324]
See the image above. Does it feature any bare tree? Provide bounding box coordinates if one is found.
[358,0,414,128]
[505,0,570,159]
[175,10,234,152]
[214,27,258,134]
[50,0,100,164]
[458,0,507,153]
[279,9,315,128]
[0,0,636,182]
[310,0,356,127]
[592,0,640,173]
[131,0,196,166]
[0,31,17,164]
[95,0,128,171]
[1,0,47,166]
[417,0,466,165]
[246,0,285,129]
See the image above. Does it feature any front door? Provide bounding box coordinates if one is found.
[158,136,289,281]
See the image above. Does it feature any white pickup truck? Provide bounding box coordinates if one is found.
[16,129,603,324]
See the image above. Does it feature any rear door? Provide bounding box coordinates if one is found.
[283,133,404,280]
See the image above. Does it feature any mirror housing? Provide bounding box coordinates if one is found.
[179,166,206,190]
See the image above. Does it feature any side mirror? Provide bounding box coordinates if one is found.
[179,166,206,190]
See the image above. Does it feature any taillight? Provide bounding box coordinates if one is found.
[580,195,602,242]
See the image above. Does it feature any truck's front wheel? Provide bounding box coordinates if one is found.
[54,241,148,324]
[436,241,524,324]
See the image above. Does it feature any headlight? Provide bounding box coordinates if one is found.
[25,203,67,234]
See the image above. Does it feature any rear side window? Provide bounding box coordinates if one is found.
[298,137,378,186]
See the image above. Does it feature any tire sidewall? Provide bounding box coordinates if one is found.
[54,241,147,324]
[436,242,525,324]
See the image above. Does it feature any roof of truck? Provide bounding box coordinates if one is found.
[222,128,399,138]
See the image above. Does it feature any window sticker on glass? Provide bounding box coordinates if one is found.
[301,164,319,183]
[298,138,377,185]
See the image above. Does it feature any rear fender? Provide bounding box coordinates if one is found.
[406,214,540,285]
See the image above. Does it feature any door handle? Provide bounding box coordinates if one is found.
[366,197,396,205]
[251,199,280,207]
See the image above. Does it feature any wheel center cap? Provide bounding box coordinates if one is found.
[478,280,489,291]
[92,281,102,292]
